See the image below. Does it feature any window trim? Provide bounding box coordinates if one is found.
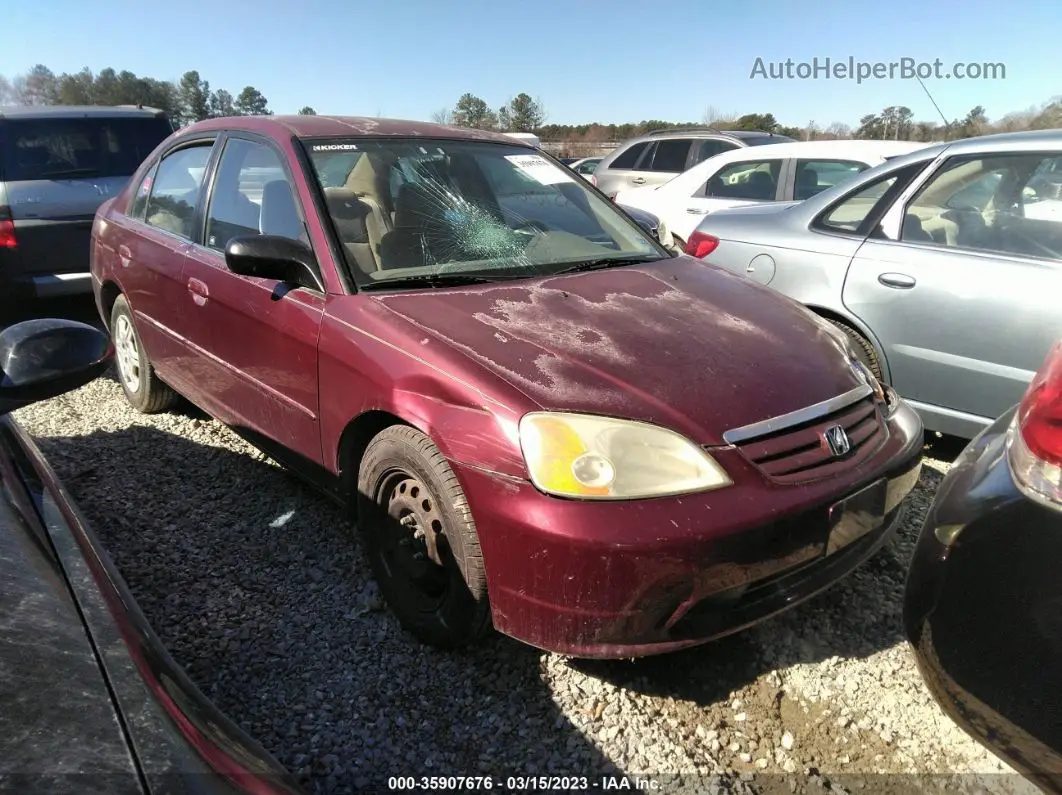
[196,130,326,294]
[811,160,930,238]
[128,160,159,222]
[138,136,218,243]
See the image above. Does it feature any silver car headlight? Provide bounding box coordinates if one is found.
[518,412,732,500]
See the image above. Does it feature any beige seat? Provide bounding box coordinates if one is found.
[343,154,396,263]
[323,187,377,275]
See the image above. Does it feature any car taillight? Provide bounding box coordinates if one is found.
[0,207,15,248]
[0,220,15,248]
[684,231,719,258]
[1007,341,1062,510]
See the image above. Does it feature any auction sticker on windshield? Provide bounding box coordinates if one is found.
[505,154,574,185]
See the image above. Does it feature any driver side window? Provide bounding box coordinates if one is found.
[900,153,1062,261]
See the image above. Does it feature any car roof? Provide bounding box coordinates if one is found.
[936,127,1062,154]
[177,115,537,147]
[0,104,168,119]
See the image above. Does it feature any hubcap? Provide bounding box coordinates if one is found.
[114,314,141,393]
[379,472,450,607]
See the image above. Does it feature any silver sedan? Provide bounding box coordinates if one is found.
[686,129,1062,439]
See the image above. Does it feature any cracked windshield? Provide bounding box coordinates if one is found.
[306,139,661,285]
[2,3,1061,795]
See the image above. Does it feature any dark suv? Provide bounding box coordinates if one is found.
[0,105,173,300]
[593,127,794,198]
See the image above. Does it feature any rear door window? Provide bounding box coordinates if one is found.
[646,139,693,172]
[0,117,173,182]
[705,159,784,200]
[794,159,870,200]
[608,142,649,170]
[694,139,738,164]
[143,144,213,240]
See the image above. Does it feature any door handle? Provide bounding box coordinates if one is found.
[118,245,131,268]
[187,277,209,305]
[631,177,646,185]
[686,208,703,214]
[878,272,916,289]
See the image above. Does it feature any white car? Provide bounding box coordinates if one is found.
[567,156,602,182]
[615,139,928,249]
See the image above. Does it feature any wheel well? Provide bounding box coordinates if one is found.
[337,410,411,510]
[805,305,890,381]
[99,281,122,325]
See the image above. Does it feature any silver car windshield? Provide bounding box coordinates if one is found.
[304,138,664,288]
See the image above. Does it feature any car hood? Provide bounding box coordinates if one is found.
[371,257,863,446]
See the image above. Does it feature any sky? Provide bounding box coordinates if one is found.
[3,0,1056,128]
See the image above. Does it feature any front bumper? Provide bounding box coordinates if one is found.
[458,400,924,658]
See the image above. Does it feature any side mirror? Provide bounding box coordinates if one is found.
[0,319,113,415]
[224,235,322,292]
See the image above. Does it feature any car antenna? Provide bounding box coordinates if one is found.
[914,73,952,140]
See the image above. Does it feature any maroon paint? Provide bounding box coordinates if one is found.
[91,115,924,657]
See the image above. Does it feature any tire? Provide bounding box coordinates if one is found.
[356,425,492,649]
[110,295,180,413]
[827,318,884,382]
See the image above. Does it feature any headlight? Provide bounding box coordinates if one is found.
[518,412,732,500]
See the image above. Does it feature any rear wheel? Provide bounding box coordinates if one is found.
[110,295,179,413]
[827,318,884,381]
[356,425,492,649]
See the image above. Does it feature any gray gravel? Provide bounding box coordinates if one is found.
[15,371,1040,795]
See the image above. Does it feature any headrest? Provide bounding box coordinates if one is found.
[259,180,302,239]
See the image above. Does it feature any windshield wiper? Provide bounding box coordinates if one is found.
[39,168,102,179]
[550,256,660,275]
[360,272,524,291]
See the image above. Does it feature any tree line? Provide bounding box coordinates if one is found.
[437,94,1062,147]
[3,64,1060,144]
[0,64,314,127]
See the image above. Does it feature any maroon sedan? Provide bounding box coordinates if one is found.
[90,116,923,658]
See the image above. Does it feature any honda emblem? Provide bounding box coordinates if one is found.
[823,425,851,457]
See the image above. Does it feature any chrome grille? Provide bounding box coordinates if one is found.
[723,386,888,484]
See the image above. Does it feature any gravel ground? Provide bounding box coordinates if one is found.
[15,369,1041,795]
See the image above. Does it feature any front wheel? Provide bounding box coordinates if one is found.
[356,425,492,649]
[110,295,179,413]
[827,318,884,382]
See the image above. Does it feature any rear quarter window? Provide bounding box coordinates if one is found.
[0,116,173,182]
